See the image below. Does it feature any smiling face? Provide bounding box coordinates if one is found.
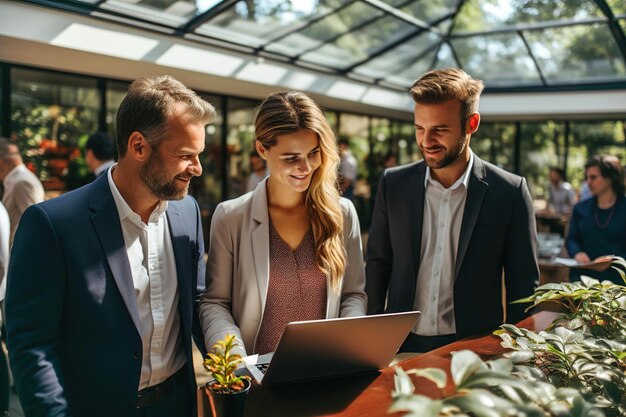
[414,99,474,171]
[257,129,321,195]
[140,107,205,200]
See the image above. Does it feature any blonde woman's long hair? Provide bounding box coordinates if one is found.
[255,91,346,293]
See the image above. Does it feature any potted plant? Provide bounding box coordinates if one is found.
[202,335,251,417]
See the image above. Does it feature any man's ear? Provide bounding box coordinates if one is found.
[466,113,480,135]
[127,131,150,162]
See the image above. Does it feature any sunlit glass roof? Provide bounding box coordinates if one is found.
[21,0,626,92]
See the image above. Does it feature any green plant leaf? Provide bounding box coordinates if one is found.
[450,350,486,386]
[407,368,447,389]
[392,367,415,397]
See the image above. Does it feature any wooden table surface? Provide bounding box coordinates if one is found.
[199,311,558,417]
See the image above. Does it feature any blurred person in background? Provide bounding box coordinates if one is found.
[85,131,116,177]
[566,154,626,285]
[338,137,357,201]
[0,202,9,417]
[0,138,45,244]
[547,167,575,214]
[246,151,268,193]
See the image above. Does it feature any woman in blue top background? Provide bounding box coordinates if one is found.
[566,154,626,285]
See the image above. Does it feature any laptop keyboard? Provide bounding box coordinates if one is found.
[255,363,270,374]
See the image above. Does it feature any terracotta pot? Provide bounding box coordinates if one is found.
[202,379,251,417]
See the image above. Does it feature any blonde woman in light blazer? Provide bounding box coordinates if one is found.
[199,91,367,356]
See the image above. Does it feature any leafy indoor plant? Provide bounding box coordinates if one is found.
[390,257,626,417]
[202,335,251,417]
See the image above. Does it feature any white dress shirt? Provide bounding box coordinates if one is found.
[413,154,474,336]
[2,164,44,244]
[107,166,185,389]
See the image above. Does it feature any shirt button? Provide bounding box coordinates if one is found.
[431,321,436,326]
[132,352,139,359]
[432,296,436,301]
[439,223,444,228]
[434,271,439,276]
[437,247,442,252]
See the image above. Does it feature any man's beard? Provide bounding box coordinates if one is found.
[140,148,189,201]
[420,135,468,169]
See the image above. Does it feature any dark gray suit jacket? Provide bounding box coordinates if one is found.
[365,156,538,338]
[6,173,206,417]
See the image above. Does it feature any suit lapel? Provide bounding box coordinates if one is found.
[456,156,488,278]
[89,175,141,333]
[410,164,426,279]
[251,180,270,313]
[166,203,191,324]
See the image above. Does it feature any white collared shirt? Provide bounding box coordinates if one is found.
[107,165,185,389]
[413,153,474,336]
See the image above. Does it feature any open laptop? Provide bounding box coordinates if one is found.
[245,311,420,385]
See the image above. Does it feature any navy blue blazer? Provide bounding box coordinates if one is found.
[365,156,539,338]
[6,174,206,417]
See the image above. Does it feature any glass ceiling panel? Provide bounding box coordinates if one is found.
[100,0,218,27]
[455,0,604,34]
[606,0,626,15]
[393,0,458,22]
[432,42,457,69]
[353,32,441,79]
[621,19,626,32]
[194,0,350,49]
[384,46,438,86]
[524,23,626,83]
[298,14,416,69]
[264,1,383,57]
[452,33,541,86]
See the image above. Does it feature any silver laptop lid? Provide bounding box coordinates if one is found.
[257,311,420,385]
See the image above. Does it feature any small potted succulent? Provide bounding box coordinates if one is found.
[202,335,251,417]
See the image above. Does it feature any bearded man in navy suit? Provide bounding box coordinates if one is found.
[6,75,214,417]
[366,68,539,352]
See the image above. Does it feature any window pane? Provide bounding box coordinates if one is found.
[452,34,541,86]
[265,2,382,57]
[190,93,223,245]
[226,97,258,199]
[472,122,516,173]
[339,113,369,227]
[456,0,602,33]
[524,24,626,83]
[100,0,216,27]
[300,15,416,69]
[196,0,350,49]
[518,122,565,201]
[353,32,440,80]
[11,68,99,193]
[106,80,130,138]
[393,0,458,22]
[393,121,418,165]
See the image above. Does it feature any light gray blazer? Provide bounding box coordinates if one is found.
[199,178,367,355]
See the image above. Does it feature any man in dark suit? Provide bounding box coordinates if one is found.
[85,131,116,177]
[366,68,538,352]
[6,75,215,417]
